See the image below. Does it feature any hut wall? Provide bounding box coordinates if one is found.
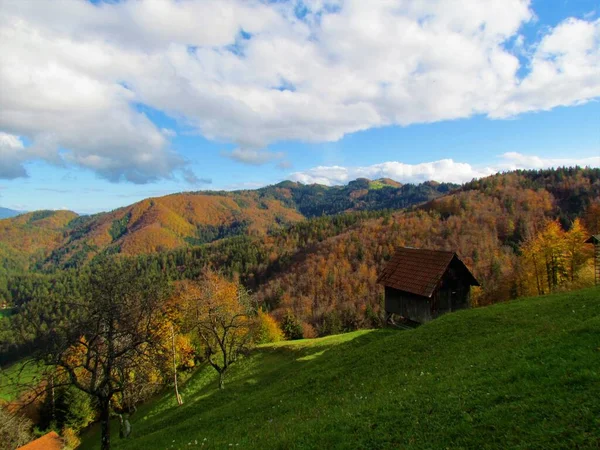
[384,286,432,323]
[431,268,471,319]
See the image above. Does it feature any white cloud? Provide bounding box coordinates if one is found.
[498,152,600,170]
[289,153,600,186]
[494,18,600,117]
[0,132,28,179]
[0,0,599,180]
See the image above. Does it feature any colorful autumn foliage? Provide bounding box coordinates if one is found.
[518,219,592,296]
[254,310,284,344]
[1,168,599,353]
[180,270,255,389]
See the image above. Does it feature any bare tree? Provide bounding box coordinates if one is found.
[30,258,171,450]
[171,323,183,406]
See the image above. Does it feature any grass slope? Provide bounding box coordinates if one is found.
[0,360,43,403]
[81,287,600,449]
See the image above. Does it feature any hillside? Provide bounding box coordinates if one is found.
[3,168,598,342]
[0,179,454,272]
[112,168,597,333]
[80,287,600,449]
[0,210,79,290]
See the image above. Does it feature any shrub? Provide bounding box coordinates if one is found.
[301,322,317,339]
[281,311,303,340]
[39,385,95,433]
[62,427,80,450]
[254,310,284,344]
[319,311,343,336]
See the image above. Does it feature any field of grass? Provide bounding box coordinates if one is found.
[367,180,388,190]
[0,360,44,402]
[80,286,600,449]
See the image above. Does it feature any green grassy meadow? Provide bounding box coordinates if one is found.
[75,286,600,449]
[0,360,43,403]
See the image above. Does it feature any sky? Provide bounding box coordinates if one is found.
[0,0,599,214]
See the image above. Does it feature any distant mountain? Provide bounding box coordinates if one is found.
[2,168,600,341]
[0,179,456,270]
[0,210,79,281]
[0,207,25,219]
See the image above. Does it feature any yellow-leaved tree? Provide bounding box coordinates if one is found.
[254,309,284,344]
[520,219,592,296]
[564,218,591,282]
[184,270,256,389]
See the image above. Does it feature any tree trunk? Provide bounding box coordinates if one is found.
[218,371,225,390]
[100,398,111,450]
[50,373,55,425]
[171,324,183,405]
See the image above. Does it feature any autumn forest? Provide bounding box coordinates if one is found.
[1,167,599,449]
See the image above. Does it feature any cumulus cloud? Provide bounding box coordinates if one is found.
[289,153,600,186]
[498,152,600,170]
[0,132,28,179]
[0,0,599,179]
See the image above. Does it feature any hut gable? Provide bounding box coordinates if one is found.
[377,247,478,298]
[378,247,479,323]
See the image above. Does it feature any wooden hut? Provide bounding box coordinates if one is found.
[377,247,480,323]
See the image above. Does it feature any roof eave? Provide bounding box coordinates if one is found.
[585,235,600,244]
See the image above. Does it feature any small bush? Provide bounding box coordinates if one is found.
[254,310,284,344]
[301,322,317,339]
[281,311,303,340]
[62,427,80,450]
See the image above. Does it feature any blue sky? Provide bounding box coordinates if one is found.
[0,0,599,214]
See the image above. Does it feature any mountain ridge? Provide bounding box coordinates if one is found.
[0,178,456,271]
[0,207,26,220]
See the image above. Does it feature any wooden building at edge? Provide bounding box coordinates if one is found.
[377,247,480,323]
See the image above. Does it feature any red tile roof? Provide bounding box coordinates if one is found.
[377,247,478,298]
[18,431,63,450]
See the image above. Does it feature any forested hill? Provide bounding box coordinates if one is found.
[1,168,599,365]
[0,178,455,271]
